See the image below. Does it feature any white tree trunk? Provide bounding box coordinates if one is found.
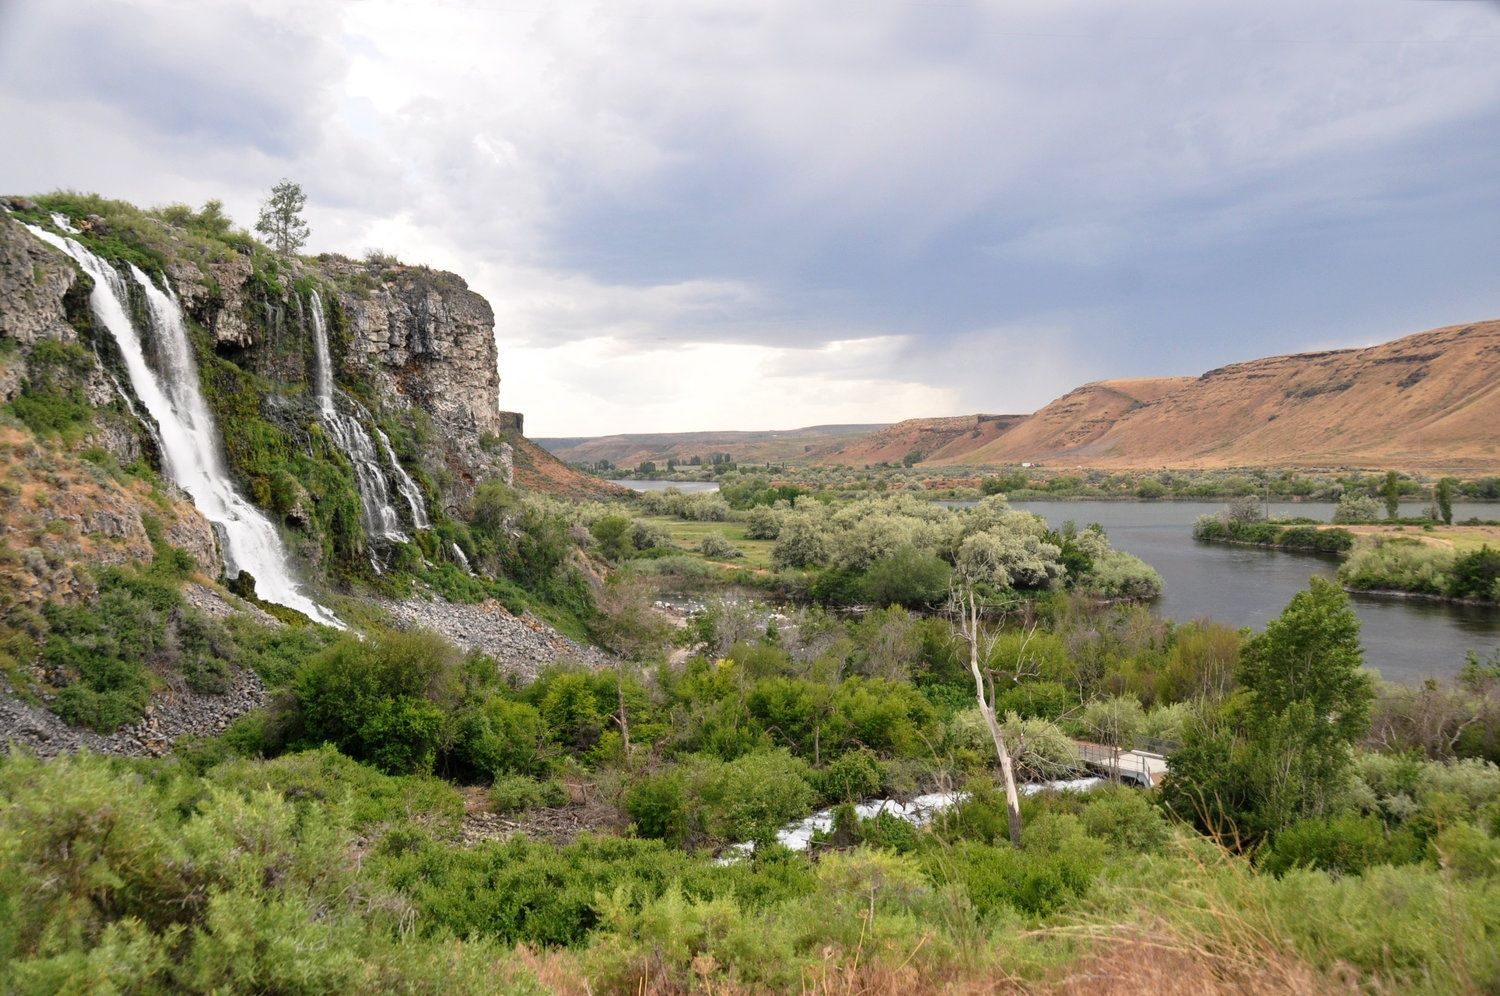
[961,588,1024,847]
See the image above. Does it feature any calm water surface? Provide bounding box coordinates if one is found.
[1003,500,1499,684]
[610,479,721,493]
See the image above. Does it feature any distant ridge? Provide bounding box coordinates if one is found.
[815,414,1027,466]
[541,320,1500,474]
[535,424,887,467]
[924,319,1500,472]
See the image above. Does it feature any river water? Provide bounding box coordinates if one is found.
[1004,500,1498,684]
[622,482,1498,683]
[610,479,722,493]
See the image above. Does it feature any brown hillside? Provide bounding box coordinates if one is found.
[929,320,1500,472]
[944,379,1189,467]
[510,436,630,500]
[819,414,1026,466]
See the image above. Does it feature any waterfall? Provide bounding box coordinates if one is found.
[377,426,430,530]
[24,223,342,628]
[307,291,429,539]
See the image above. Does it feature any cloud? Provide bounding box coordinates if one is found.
[2,0,1498,435]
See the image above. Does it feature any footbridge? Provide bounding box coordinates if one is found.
[1072,740,1171,788]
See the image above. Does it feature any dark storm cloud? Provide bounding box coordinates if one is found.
[1,0,1497,431]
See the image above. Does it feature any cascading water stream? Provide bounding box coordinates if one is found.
[306,290,429,540]
[377,425,430,530]
[23,222,343,628]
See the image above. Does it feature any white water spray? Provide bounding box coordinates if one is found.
[24,223,342,628]
[307,290,429,540]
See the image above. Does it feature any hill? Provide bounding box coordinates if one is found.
[817,413,1027,466]
[930,320,1500,472]
[510,435,632,499]
[535,423,887,468]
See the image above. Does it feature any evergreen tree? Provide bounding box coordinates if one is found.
[255,179,310,256]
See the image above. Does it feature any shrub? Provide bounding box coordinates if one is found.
[992,681,1078,720]
[1448,546,1500,601]
[827,677,939,757]
[698,533,744,560]
[1278,526,1355,553]
[41,566,227,731]
[928,836,1099,919]
[537,672,608,752]
[1258,813,1422,876]
[1339,539,1453,596]
[291,629,461,774]
[743,505,781,540]
[700,750,816,846]
[1080,788,1169,852]
[861,545,952,608]
[590,515,635,561]
[1084,550,1164,599]
[1333,494,1383,523]
[625,770,693,846]
[490,774,566,813]
[819,748,884,803]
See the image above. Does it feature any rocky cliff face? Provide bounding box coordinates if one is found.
[160,245,514,511]
[319,256,513,510]
[0,208,110,407]
[1,199,536,575]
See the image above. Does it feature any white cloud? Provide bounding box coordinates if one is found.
[506,335,960,436]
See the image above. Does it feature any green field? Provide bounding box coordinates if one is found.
[641,515,777,569]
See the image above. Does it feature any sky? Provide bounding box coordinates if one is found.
[1,0,1498,437]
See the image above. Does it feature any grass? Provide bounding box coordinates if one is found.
[640,515,776,570]
[1335,523,1500,555]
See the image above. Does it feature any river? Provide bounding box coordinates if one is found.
[621,482,1498,682]
[609,479,722,493]
[1003,499,1498,684]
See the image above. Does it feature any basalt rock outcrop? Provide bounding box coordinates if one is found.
[320,255,513,511]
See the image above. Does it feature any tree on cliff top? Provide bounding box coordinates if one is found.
[255,179,310,257]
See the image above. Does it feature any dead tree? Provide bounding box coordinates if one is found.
[951,582,1025,847]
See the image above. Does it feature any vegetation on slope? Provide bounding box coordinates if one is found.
[4,578,1500,992]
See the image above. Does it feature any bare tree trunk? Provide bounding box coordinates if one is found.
[959,587,1023,847]
[616,665,631,760]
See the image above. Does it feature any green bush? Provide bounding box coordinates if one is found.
[625,770,693,846]
[861,545,951,607]
[291,629,461,774]
[827,677,939,757]
[992,680,1078,720]
[700,750,816,846]
[448,697,549,779]
[1447,546,1500,601]
[490,774,566,813]
[1277,526,1355,553]
[41,566,229,731]
[8,339,95,440]
[1258,813,1423,877]
[1339,538,1453,596]
[927,836,1099,919]
[590,514,634,561]
[818,748,884,803]
[699,533,745,559]
[1080,788,1169,852]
